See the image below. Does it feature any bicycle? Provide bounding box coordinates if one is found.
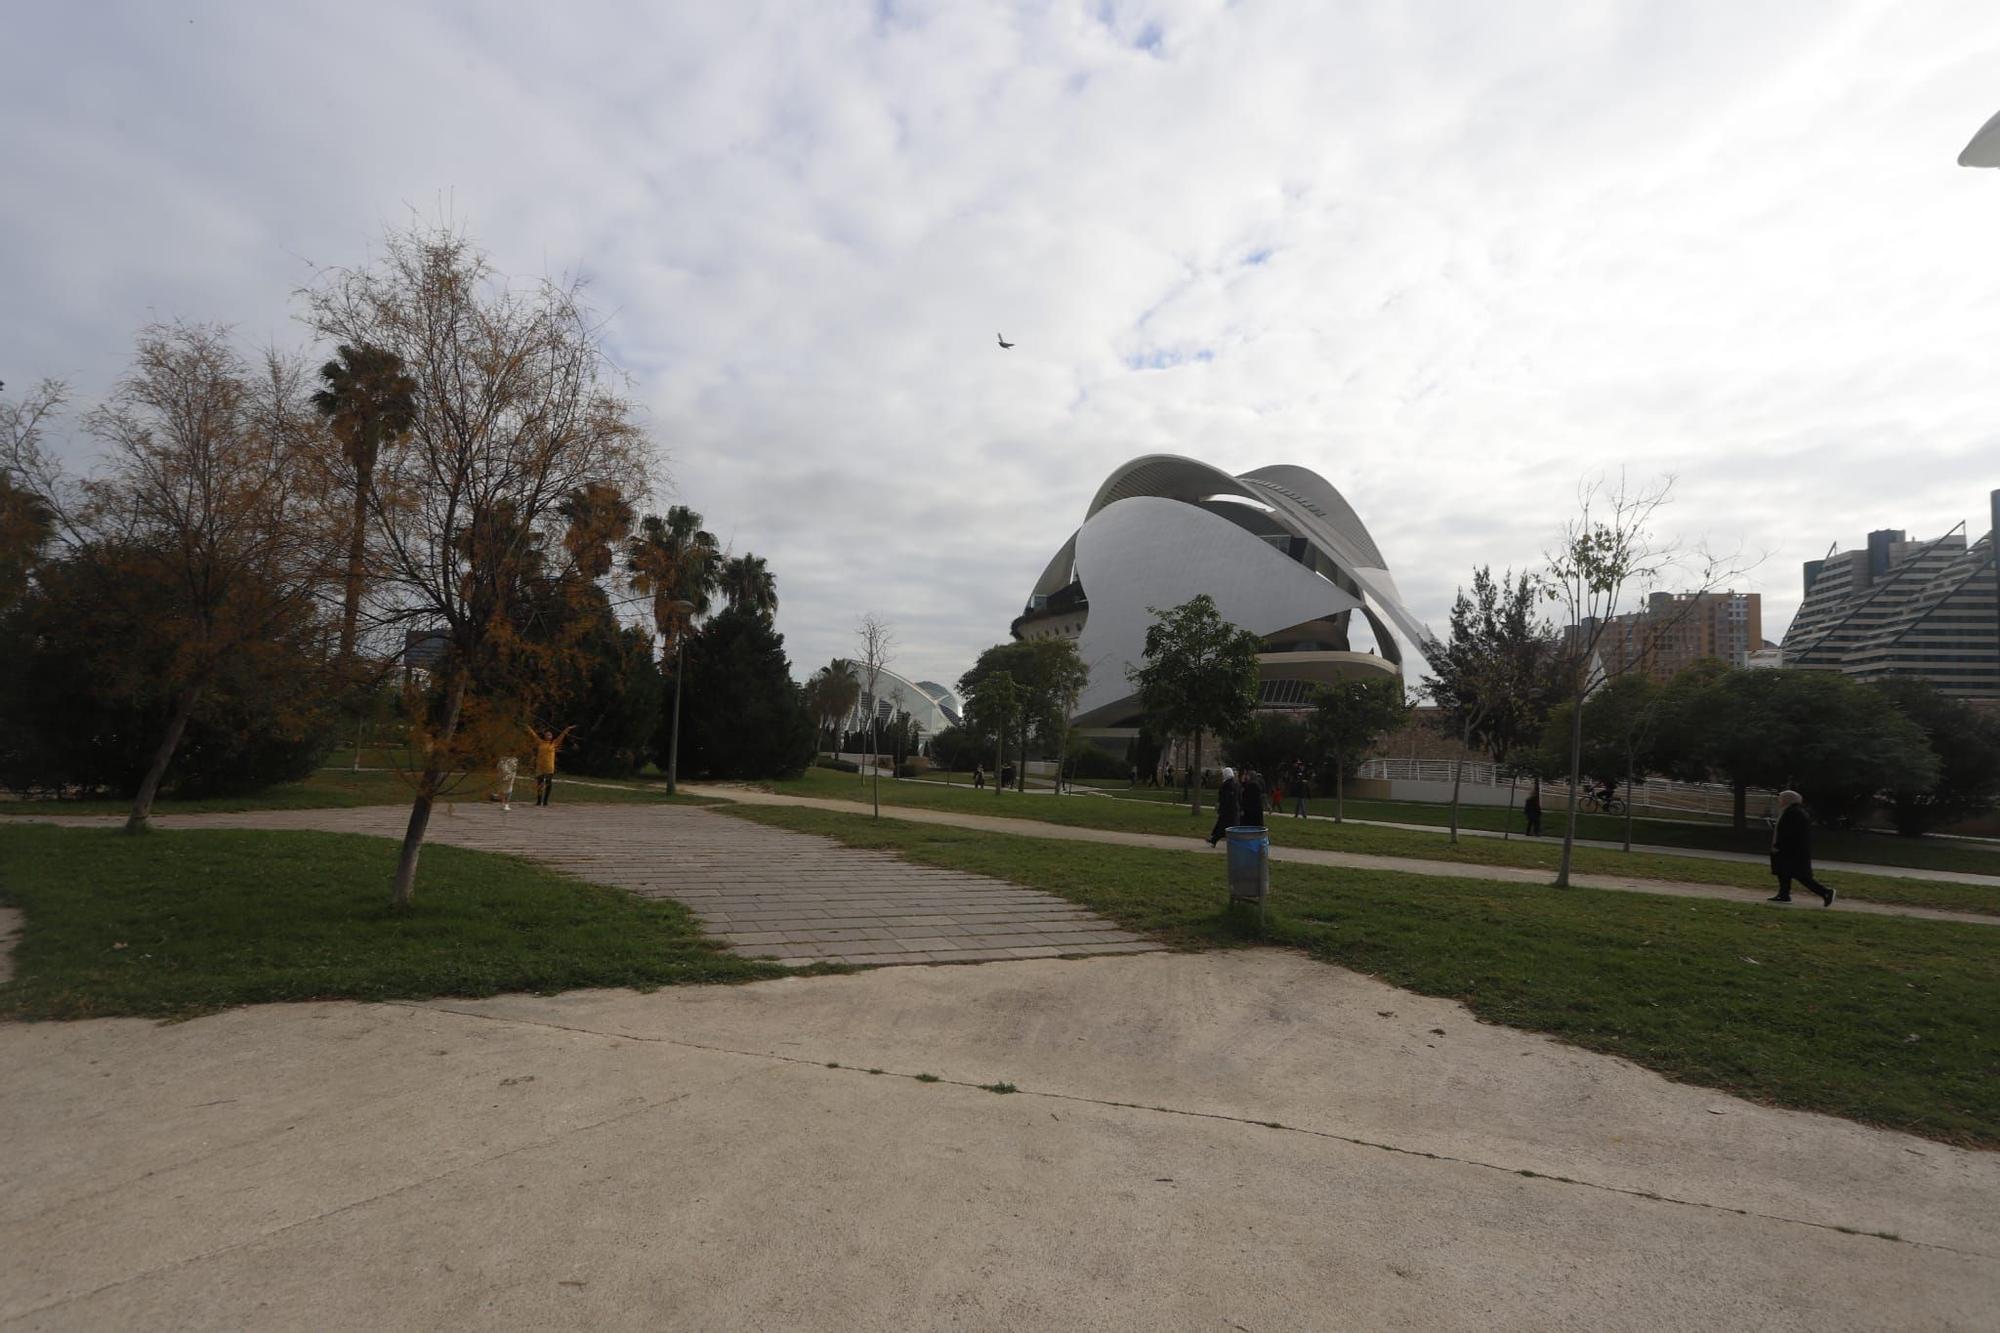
[1579,791,1626,817]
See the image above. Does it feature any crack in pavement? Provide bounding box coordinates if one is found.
[5,1062,783,1322]
[404,998,1998,1263]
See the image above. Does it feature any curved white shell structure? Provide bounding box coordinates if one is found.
[1014,455,1429,729]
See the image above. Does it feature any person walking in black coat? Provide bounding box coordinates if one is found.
[1769,789,1835,906]
[1207,767,1239,846]
[1239,768,1266,827]
[1524,783,1542,837]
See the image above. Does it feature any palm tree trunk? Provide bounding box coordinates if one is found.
[125,683,202,834]
[392,667,466,907]
[337,478,369,664]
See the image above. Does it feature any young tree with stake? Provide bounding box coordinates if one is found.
[1126,595,1262,817]
[307,223,651,905]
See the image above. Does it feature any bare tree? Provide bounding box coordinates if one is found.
[0,379,70,609]
[305,223,653,905]
[81,324,336,833]
[855,614,895,818]
[1541,475,1740,886]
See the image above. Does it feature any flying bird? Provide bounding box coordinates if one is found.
[997,333,1014,349]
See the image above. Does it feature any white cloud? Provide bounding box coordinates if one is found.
[5,0,2000,690]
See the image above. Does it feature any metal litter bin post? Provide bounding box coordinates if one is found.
[1225,824,1270,929]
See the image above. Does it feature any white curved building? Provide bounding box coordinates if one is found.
[840,666,961,739]
[1013,455,1429,732]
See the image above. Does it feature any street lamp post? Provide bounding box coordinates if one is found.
[665,599,695,797]
[1960,114,2000,693]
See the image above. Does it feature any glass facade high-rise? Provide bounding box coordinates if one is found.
[1781,492,2000,701]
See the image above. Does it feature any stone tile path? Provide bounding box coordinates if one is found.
[61,803,1159,967]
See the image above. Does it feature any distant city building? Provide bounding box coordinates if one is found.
[1780,490,2000,700]
[1577,591,1763,684]
[1011,455,1428,740]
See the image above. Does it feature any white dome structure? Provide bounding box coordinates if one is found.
[1012,455,1429,731]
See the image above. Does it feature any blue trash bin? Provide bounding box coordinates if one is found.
[1225,825,1269,902]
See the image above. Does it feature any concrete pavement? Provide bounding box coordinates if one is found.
[3,952,1993,1330]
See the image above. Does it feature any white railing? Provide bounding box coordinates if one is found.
[1354,757,1771,819]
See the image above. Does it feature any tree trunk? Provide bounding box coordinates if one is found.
[124,683,202,834]
[1448,716,1469,845]
[1556,693,1585,887]
[337,477,369,664]
[871,717,880,818]
[1190,733,1203,817]
[1503,766,1517,841]
[993,731,1004,797]
[391,668,466,907]
[1732,780,1748,831]
[1623,745,1636,852]
[1336,749,1345,823]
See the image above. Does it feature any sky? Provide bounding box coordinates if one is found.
[5,1,2000,691]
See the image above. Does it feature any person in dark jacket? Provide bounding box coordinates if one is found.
[1207,767,1239,846]
[1524,783,1542,837]
[1239,768,1266,827]
[1769,789,1835,906]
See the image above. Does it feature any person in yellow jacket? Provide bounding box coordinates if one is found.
[527,725,575,806]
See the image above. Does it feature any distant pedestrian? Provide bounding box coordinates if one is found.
[1291,760,1308,818]
[1239,768,1266,827]
[1207,767,1240,846]
[1769,789,1835,906]
[1129,764,1138,788]
[1524,783,1542,837]
[528,725,575,807]
[489,754,520,811]
[973,763,985,790]
[1001,762,1014,790]
[1163,764,1175,791]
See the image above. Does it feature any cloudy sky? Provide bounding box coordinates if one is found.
[6,1,1999,689]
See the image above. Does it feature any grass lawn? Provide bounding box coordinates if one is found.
[0,824,796,1020]
[0,768,711,818]
[1075,782,2000,875]
[725,804,2000,1148]
[756,769,2000,916]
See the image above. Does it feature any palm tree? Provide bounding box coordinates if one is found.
[311,343,416,664]
[719,552,778,618]
[625,505,719,657]
[809,658,860,753]
[557,483,635,582]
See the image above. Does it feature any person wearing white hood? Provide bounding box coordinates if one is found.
[1207,767,1240,847]
[1769,789,1835,907]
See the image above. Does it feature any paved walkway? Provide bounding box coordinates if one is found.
[36,804,1159,967]
[692,786,2000,928]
